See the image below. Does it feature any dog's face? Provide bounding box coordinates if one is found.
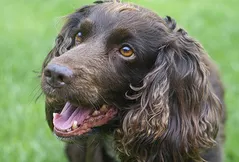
[41,2,221,160]
[41,2,167,139]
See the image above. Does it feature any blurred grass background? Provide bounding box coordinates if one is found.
[0,0,238,161]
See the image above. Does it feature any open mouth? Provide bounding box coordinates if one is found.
[53,102,118,137]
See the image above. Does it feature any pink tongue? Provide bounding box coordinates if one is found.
[53,102,92,130]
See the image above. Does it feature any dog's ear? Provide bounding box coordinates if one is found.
[116,21,221,161]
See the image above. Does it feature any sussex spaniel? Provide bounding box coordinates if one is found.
[41,0,225,162]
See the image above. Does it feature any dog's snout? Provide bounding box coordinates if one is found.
[44,64,73,88]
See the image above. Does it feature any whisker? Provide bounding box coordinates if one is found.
[88,100,98,110]
[89,136,97,147]
[30,85,43,103]
[35,91,43,103]
[32,70,42,78]
[93,141,100,152]
[74,142,85,151]
[95,91,109,105]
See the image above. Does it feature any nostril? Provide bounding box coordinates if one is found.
[44,69,52,78]
[57,74,65,83]
[56,68,73,84]
[44,64,73,87]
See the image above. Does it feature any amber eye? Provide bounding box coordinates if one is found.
[119,45,134,57]
[75,32,83,44]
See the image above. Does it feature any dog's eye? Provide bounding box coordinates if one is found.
[75,32,83,44]
[119,46,134,57]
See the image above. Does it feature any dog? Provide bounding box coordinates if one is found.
[41,0,225,161]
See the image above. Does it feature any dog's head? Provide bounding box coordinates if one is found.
[41,1,221,161]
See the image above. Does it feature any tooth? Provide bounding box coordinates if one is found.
[81,124,88,130]
[53,113,57,118]
[67,128,71,132]
[100,105,108,112]
[89,118,94,122]
[92,110,100,116]
[72,121,78,130]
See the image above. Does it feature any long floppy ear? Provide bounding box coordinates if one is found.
[115,18,221,162]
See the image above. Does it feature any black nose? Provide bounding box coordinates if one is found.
[44,64,73,88]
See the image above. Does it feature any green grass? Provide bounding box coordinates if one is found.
[0,0,238,161]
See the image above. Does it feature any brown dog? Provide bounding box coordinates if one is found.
[41,1,225,161]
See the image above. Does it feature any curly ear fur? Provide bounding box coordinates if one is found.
[115,18,221,162]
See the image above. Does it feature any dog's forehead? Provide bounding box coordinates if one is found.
[85,3,159,31]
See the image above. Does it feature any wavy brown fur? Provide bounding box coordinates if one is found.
[115,26,221,162]
[41,1,225,162]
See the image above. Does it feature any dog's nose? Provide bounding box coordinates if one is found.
[44,64,73,88]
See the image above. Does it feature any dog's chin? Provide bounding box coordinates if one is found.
[52,102,118,141]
